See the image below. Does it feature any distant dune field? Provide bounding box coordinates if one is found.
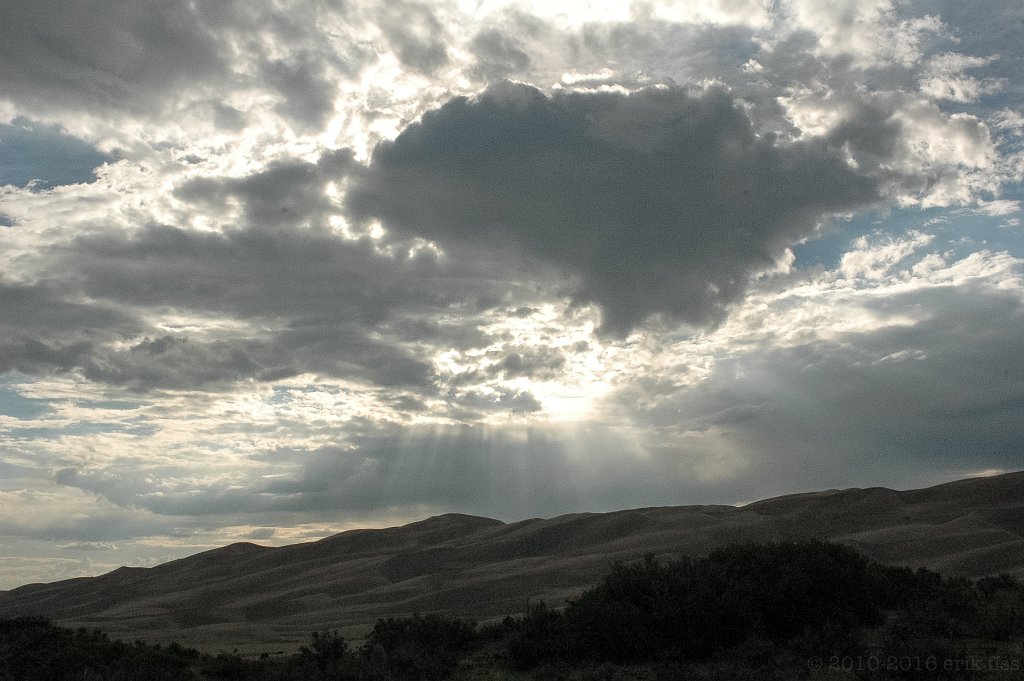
[2,471,1023,652]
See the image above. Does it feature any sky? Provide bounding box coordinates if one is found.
[0,0,1022,589]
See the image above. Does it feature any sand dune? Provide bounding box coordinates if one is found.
[2,472,1023,652]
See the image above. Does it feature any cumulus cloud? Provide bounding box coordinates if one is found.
[779,88,1003,208]
[919,52,1004,103]
[781,0,945,69]
[349,83,880,334]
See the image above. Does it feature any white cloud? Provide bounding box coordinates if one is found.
[976,199,1021,216]
[647,0,776,28]
[839,230,935,280]
[781,0,944,69]
[919,52,1003,102]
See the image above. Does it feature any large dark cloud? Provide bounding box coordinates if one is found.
[347,83,881,334]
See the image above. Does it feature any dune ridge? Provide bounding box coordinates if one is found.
[2,472,1023,652]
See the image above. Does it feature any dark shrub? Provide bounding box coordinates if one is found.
[360,613,478,681]
[512,541,884,667]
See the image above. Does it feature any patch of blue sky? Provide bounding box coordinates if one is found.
[792,210,907,270]
[0,455,50,484]
[0,118,114,190]
[0,214,13,227]
[915,0,1024,100]
[0,383,51,420]
[123,423,158,437]
[940,216,1024,258]
[267,387,293,405]
[792,204,1023,271]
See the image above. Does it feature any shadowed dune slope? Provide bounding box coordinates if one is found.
[2,473,1024,651]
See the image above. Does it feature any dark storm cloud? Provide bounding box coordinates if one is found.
[272,323,435,387]
[0,120,114,189]
[82,335,265,391]
[347,83,880,334]
[0,282,136,336]
[384,316,493,350]
[0,291,302,390]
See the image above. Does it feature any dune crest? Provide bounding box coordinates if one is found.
[3,472,1023,652]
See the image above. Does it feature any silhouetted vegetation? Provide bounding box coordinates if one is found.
[0,616,197,680]
[4,541,1024,679]
[524,541,881,665]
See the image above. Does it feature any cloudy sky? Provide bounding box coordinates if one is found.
[1,0,1022,588]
